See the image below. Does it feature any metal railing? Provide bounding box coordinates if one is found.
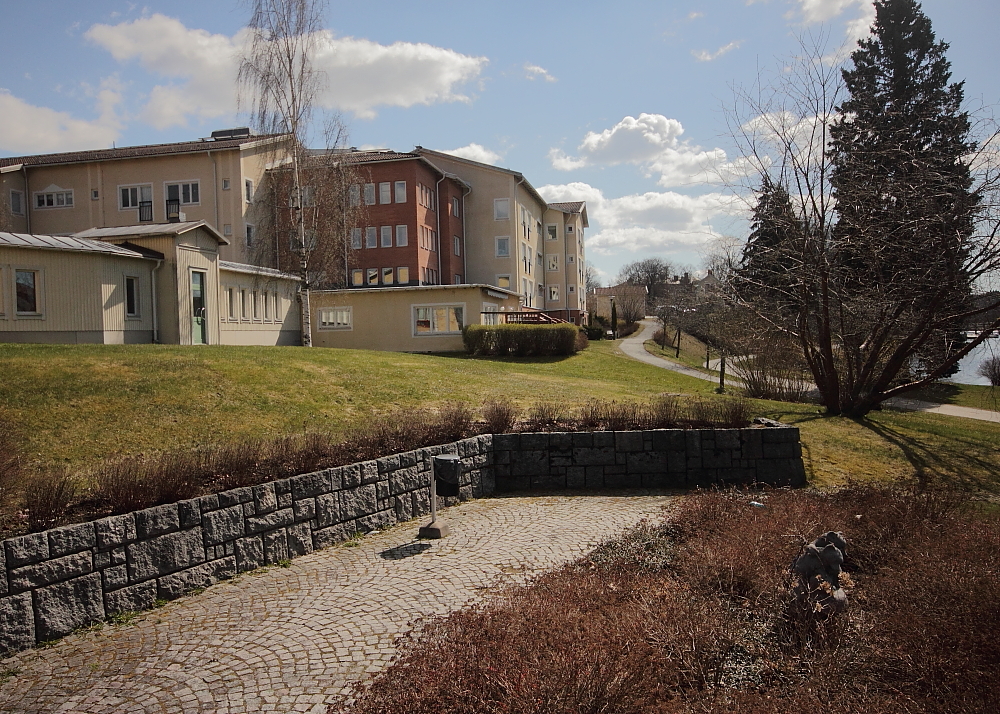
[481,310,567,325]
[138,201,153,222]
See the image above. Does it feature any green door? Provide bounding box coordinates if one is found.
[191,271,207,344]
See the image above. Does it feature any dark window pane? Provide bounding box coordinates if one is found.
[16,271,36,313]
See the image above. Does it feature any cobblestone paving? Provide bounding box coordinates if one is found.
[0,493,675,713]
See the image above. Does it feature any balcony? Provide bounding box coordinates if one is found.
[138,201,153,222]
[165,199,181,223]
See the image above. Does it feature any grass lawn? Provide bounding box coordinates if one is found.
[906,380,999,411]
[643,327,718,374]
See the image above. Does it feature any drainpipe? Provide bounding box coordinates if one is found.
[434,174,444,284]
[22,165,30,233]
[461,184,471,284]
[514,177,525,305]
[209,150,220,235]
[150,258,163,343]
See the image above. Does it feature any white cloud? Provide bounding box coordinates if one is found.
[523,63,556,83]
[549,113,748,188]
[537,181,734,256]
[692,41,742,62]
[439,143,502,165]
[85,14,488,128]
[785,0,875,41]
[0,81,122,154]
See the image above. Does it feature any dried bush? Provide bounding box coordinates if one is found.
[649,394,681,428]
[685,395,754,428]
[94,451,206,514]
[0,417,22,505]
[979,354,1000,386]
[574,328,589,352]
[527,401,563,429]
[735,342,813,403]
[617,321,640,338]
[482,397,519,434]
[434,402,475,443]
[22,467,79,532]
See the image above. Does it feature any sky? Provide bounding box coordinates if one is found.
[2,0,998,283]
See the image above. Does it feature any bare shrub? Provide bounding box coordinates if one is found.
[574,328,589,352]
[95,452,206,514]
[735,338,813,402]
[527,401,563,429]
[979,354,1000,386]
[434,402,474,443]
[649,394,681,428]
[0,418,22,505]
[684,396,753,428]
[22,467,79,532]
[482,397,519,434]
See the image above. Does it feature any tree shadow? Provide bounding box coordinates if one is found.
[907,382,963,405]
[379,542,432,560]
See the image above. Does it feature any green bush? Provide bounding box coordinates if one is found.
[585,325,604,340]
[463,324,580,357]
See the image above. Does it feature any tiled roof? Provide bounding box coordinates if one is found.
[0,134,287,169]
[320,150,419,164]
[0,232,151,258]
[547,201,586,213]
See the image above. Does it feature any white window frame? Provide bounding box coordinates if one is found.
[363,183,376,205]
[263,290,271,321]
[367,268,378,285]
[547,254,559,272]
[546,224,558,241]
[379,182,392,204]
[352,269,364,286]
[395,224,408,247]
[222,179,231,191]
[319,306,353,331]
[495,236,510,257]
[549,285,560,302]
[117,185,149,210]
[348,184,361,206]
[91,189,99,201]
[246,224,254,247]
[164,180,201,205]
[274,292,283,322]
[496,275,511,290]
[365,226,377,249]
[394,181,407,203]
[382,267,394,285]
[35,188,74,210]
[452,196,459,217]
[567,255,576,264]
[124,275,140,319]
[14,268,43,317]
[412,303,465,336]
[227,288,236,320]
[245,179,254,203]
[493,198,510,221]
[397,266,410,284]
[568,285,576,294]
[252,290,261,321]
[10,190,24,216]
[453,235,461,256]
[380,225,393,248]
[240,289,249,321]
[351,228,362,249]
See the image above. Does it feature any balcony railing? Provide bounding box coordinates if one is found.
[481,310,567,326]
[165,199,181,222]
[138,201,153,222]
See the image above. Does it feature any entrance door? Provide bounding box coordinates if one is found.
[191,270,208,344]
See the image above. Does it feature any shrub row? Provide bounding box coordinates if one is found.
[463,323,580,356]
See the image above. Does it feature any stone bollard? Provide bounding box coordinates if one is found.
[791,531,848,615]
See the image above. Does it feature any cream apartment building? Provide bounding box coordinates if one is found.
[0,129,289,264]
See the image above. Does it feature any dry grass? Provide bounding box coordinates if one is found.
[334,485,1000,714]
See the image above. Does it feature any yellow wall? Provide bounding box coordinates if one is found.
[1,171,29,233]
[311,285,520,352]
[218,268,301,346]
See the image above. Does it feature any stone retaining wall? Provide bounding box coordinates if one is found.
[1,425,803,656]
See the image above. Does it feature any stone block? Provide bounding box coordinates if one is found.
[604,473,642,489]
[178,500,201,528]
[399,450,418,468]
[741,430,764,460]
[687,469,718,488]
[493,449,510,465]
[550,455,574,467]
[34,572,105,641]
[714,429,742,450]
[626,452,666,475]
[325,468,343,490]
[273,478,291,495]
[761,426,797,443]
[135,503,180,539]
[246,508,294,534]
[340,484,378,520]
[584,467,605,488]
[286,523,313,557]
[0,593,35,655]
[376,480,390,501]
[9,551,93,592]
[341,464,361,489]
[592,431,615,448]
[651,429,686,452]
[0,547,5,596]
[571,431,593,448]
[762,459,806,487]
[357,509,395,533]
[574,447,616,466]
[235,535,264,572]
[202,505,245,545]
[511,450,548,477]
[394,494,413,521]
[496,476,530,492]
[389,466,423,496]
[411,488,430,517]
[222,486,255,507]
[95,547,126,570]
[105,580,157,615]
[157,558,235,600]
[493,464,510,478]
[127,528,205,582]
[473,454,488,468]
[293,497,316,523]
[702,449,733,469]
[718,468,757,486]
[313,522,353,549]
[567,467,586,489]
[360,461,380,485]
[277,492,293,509]
[549,432,573,451]
[243,501,256,517]
[615,431,644,452]
[377,454,400,473]
[263,529,289,564]
[315,492,340,528]
[641,473,685,489]
[198,493,219,513]
[4,532,49,568]
[520,433,548,450]
[685,431,702,454]
[103,564,129,590]
[667,451,687,473]
[686,454,703,470]
[765,442,796,459]
[492,433,518,451]
[48,522,96,557]
[459,484,473,501]
[253,483,278,515]
[532,473,566,490]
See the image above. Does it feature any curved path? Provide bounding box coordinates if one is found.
[0,493,675,713]
[621,319,1000,423]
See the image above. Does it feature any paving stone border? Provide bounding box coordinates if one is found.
[0,425,803,656]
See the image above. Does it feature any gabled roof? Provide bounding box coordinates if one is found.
[412,147,549,208]
[73,220,230,245]
[0,134,288,169]
[547,201,589,228]
[0,232,153,259]
[219,261,301,282]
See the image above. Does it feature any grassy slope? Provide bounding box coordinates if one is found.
[2,340,999,491]
[906,381,999,411]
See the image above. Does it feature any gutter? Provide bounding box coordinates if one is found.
[22,165,30,233]
[461,183,471,283]
[150,258,162,343]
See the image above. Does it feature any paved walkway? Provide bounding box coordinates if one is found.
[622,319,1000,423]
[0,493,675,714]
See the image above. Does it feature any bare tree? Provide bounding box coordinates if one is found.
[616,257,673,310]
[238,0,328,346]
[584,261,603,294]
[611,284,647,324]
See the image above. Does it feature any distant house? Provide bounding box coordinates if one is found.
[1,221,299,345]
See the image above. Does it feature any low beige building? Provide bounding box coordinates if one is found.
[1,221,300,346]
[311,284,521,352]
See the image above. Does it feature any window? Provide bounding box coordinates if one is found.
[227,288,236,319]
[319,307,352,330]
[452,197,459,217]
[522,278,531,306]
[549,286,560,302]
[381,226,392,248]
[240,289,249,320]
[396,266,409,284]
[382,267,393,284]
[118,185,149,209]
[246,224,254,247]
[395,225,408,247]
[494,198,509,220]
[538,283,545,297]
[395,181,406,203]
[536,251,543,269]
[364,183,376,205]
[274,293,282,321]
[224,224,232,236]
[245,179,254,203]
[263,291,271,320]
[365,227,377,249]
[454,274,462,285]
[567,255,575,264]
[547,254,559,271]
[495,236,510,257]
[521,243,531,274]
[352,269,364,286]
[222,179,231,190]
[351,228,362,249]
[496,275,511,289]
[546,224,557,241]
[414,305,464,335]
[348,184,361,206]
[367,268,378,285]
[36,189,74,209]
[568,285,576,294]
[15,270,39,314]
[252,291,260,320]
[566,225,574,233]
[10,190,24,216]
[166,182,199,205]
[125,276,139,318]
[91,189,99,201]
[378,182,391,204]
[453,236,461,256]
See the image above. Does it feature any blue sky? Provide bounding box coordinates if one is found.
[3,0,998,281]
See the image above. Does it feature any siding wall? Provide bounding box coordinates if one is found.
[218,268,301,346]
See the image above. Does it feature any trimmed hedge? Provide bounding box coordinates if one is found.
[463,323,580,356]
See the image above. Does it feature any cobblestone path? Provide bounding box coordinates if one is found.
[0,493,675,713]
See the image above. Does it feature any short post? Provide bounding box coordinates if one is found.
[418,454,461,539]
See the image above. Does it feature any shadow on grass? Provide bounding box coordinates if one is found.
[428,352,577,365]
